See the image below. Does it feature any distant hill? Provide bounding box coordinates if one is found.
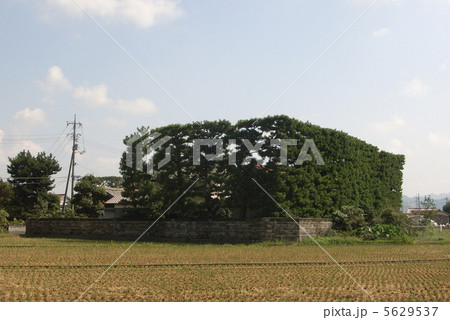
[402,193,450,212]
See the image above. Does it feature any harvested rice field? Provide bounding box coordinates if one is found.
[0,234,448,302]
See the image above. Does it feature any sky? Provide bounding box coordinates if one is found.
[0,0,449,196]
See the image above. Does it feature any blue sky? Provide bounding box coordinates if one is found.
[0,0,449,196]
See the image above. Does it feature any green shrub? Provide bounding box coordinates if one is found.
[392,234,413,244]
[300,235,363,246]
[357,224,406,240]
[0,209,10,232]
[380,208,407,226]
[9,218,25,226]
[331,206,366,232]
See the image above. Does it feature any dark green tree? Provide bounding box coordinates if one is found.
[443,201,450,214]
[0,209,9,232]
[119,115,405,220]
[7,151,61,220]
[181,120,233,218]
[0,179,14,210]
[72,175,109,218]
[119,127,161,219]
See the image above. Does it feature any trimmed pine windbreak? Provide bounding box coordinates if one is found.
[120,115,405,220]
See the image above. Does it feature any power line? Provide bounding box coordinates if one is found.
[53,137,71,160]
[84,138,123,154]
[0,137,66,145]
[2,176,66,180]
[48,126,70,155]
[0,132,60,136]
[77,163,109,177]
[0,133,61,137]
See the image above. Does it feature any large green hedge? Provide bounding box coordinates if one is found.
[120,115,404,219]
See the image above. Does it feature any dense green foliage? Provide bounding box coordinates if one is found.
[7,151,61,220]
[443,201,450,214]
[357,224,407,241]
[0,209,9,232]
[330,205,409,242]
[120,115,405,219]
[331,206,367,231]
[72,175,109,218]
[0,179,14,209]
[378,207,408,226]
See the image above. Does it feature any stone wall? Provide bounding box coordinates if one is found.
[26,218,332,242]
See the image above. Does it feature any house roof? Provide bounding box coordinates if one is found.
[406,208,448,216]
[105,194,125,204]
[104,187,126,205]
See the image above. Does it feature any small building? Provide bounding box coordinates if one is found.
[101,187,127,219]
[433,211,450,225]
[406,208,449,225]
[55,194,71,209]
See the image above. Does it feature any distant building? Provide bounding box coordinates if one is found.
[101,187,127,219]
[55,194,71,209]
[406,208,449,225]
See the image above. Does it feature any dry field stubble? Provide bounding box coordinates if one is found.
[0,234,448,301]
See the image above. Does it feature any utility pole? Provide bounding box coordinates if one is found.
[62,115,82,214]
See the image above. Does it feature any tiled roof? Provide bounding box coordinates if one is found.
[105,194,125,204]
[104,187,123,197]
[104,188,126,204]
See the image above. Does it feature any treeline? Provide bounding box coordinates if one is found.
[120,115,405,220]
[0,115,406,225]
[0,149,121,225]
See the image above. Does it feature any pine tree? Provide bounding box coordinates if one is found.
[72,175,109,217]
[7,151,61,219]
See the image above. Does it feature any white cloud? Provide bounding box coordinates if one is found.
[39,66,158,115]
[73,85,157,114]
[115,98,157,114]
[9,140,43,156]
[13,108,46,125]
[0,129,44,175]
[386,138,413,155]
[73,84,111,106]
[104,117,128,128]
[388,139,403,152]
[38,66,72,102]
[403,78,432,97]
[439,60,448,71]
[39,65,72,92]
[373,28,390,37]
[45,0,183,28]
[428,133,450,148]
[370,115,405,134]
